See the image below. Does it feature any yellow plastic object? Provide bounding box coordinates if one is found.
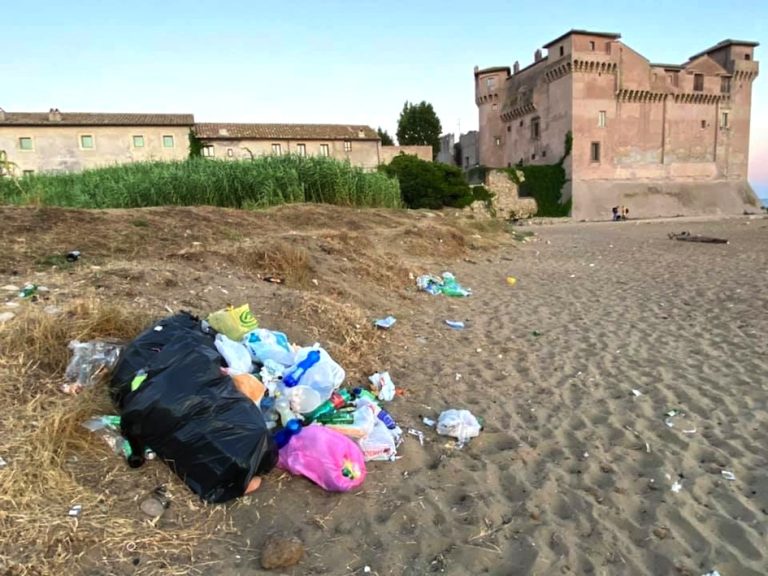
[207,304,258,341]
[506,276,517,286]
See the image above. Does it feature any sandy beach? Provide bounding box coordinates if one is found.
[1,207,766,576]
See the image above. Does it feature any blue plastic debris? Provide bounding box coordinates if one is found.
[375,316,397,329]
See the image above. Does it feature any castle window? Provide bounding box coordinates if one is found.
[693,74,704,92]
[559,46,564,57]
[495,137,502,147]
[492,103,498,110]
[590,142,601,163]
[721,76,731,93]
[745,54,751,61]
[507,125,511,132]
[465,156,469,167]
[530,117,540,140]
[531,153,536,160]
[519,120,523,127]
[720,112,729,129]
[486,77,496,90]
[598,111,606,128]
[590,41,596,51]
[701,120,707,129]
[542,150,547,158]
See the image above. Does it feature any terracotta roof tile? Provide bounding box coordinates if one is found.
[0,112,194,126]
[193,123,379,141]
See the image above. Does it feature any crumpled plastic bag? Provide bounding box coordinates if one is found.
[284,345,345,401]
[242,328,295,367]
[358,420,399,462]
[368,371,396,402]
[437,409,482,444]
[215,333,253,375]
[278,425,366,492]
[64,340,122,394]
[417,272,471,297]
[207,304,259,341]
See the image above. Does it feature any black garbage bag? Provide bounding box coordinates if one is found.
[113,314,278,503]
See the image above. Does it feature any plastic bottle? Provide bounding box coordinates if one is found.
[274,396,297,427]
[302,389,352,423]
[282,349,321,387]
[315,411,355,425]
[273,418,302,449]
[376,407,398,430]
[352,387,379,403]
[324,403,377,439]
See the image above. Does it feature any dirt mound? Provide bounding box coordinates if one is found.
[0,203,511,575]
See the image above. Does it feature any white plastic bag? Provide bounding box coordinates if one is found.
[368,371,396,402]
[437,409,482,444]
[284,345,345,401]
[214,334,252,375]
[358,420,398,461]
[242,329,295,367]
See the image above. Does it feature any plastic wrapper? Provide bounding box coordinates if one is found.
[112,313,278,503]
[242,329,295,367]
[358,420,398,462]
[64,340,122,394]
[284,346,345,401]
[207,304,259,341]
[278,425,366,492]
[368,371,396,402]
[437,409,482,444]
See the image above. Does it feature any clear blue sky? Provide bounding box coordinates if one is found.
[1,0,766,197]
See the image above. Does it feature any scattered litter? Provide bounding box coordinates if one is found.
[68,505,82,517]
[18,283,38,298]
[207,304,259,341]
[701,571,722,576]
[664,409,681,428]
[263,276,285,284]
[671,481,683,493]
[374,316,397,330]
[0,455,7,469]
[506,276,517,286]
[369,371,396,402]
[63,340,122,394]
[417,272,471,297]
[243,328,295,367]
[364,567,372,574]
[66,250,81,262]
[721,470,736,481]
[683,427,697,434]
[437,409,482,444]
[422,417,436,427]
[445,320,465,330]
[631,389,642,397]
[455,373,462,381]
[669,231,728,244]
[532,330,541,337]
[215,333,253,375]
[1,284,20,292]
[140,486,171,518]
[407,428,425,446]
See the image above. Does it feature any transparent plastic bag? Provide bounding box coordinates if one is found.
[215,334,253,375]
[242,329,295,367]
[437,409,481,444]
[358,420,398,462]
[64,340,122,394]
[283,346,345,401]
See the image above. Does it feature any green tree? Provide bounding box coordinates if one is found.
[377,127,394,146]
[381,153,473,210]
[396,101,442,159]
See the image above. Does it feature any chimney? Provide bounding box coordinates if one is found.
[534,49,542,62]
[48,108,62,121]
[513,61,520,74]
[0,108,5,121]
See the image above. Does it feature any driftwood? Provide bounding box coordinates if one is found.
[668,231,728,244]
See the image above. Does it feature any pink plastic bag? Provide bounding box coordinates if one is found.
[277,425,366,492]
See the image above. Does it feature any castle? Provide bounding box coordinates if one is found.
[475,30,761,219]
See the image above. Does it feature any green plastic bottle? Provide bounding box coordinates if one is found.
[302,389,352,423]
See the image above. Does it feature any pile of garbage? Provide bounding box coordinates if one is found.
[71,304,413,502]
[416,272,471,297]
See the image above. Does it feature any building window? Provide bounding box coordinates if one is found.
[720,112,729,129]
[693,74,704,92]
[531,153,536,160]
[701,120,707,129]
[495,137,501,147]
[531,117,540,140]
[486,77,496,90]
[344,140,352,152]
[745,54,751,61]
[492,103,497,110]
[320,144,330,157]
[590,142,601,163]
[80,135,94,149]
[519,120,523,127]
[720,76,731,93]
[22,170,34,176]
[132,135,144,148]
[271,143,282,155]
[19,137,33,151]
[559,46,564,57]
[598,111,606,127]
[227,148,234,157]
[507,125,511,132]
[590,41,596,51]
[542,150,547,158]
[297,143,306,157]
[162,135,175,148]
[464,156,469,168]
[201,145,214,157]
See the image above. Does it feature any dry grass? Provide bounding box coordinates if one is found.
[239,242,312,288]
[0,301,231,576]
